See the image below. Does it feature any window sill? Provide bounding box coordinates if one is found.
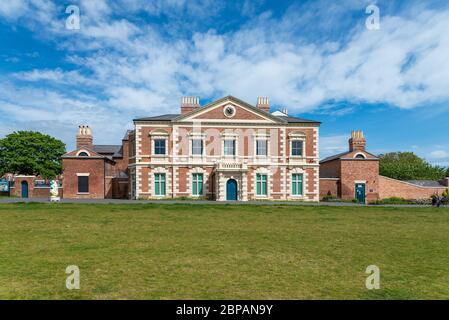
[77,192,90,195]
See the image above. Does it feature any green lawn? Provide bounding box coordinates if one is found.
[1,203,449,300]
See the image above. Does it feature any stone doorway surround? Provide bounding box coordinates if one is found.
[214,161,248,201]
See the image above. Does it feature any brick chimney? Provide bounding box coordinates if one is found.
[257,97,270,113]
[349,130,366,152]
[181,96,200,114]
[76,125,93,150]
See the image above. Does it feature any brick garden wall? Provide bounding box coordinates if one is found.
[379,176,447,200]
[319,178,339,198]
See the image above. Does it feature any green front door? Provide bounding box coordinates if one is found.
[355,183,366,203]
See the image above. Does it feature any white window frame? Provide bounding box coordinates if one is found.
[221,133,238,157]
[76,173,90,195]
[189,133,206,157]
[254,138,269,157]
[289,132,306,158]
[254,168,270,199]
[288,168,307,199]
[154,173,166,197]
[291,173,304,196]
[150,130,169,157]
[191,173,204,197]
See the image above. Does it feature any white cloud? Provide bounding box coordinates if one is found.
[429,150,449,159]
[0,0,27,20]
[1,1,449,148]
[320,134,349,159]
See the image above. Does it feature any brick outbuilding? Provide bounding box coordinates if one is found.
[320,131,380,203]
[62,126,131,199]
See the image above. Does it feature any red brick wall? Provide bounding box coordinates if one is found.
[11,177,63,198]
[178,167,189,194]
[272,168,281,193]
[319,179,339,198]
[320,159,341,178]
[379,176,447,200]
[62,158,105,199]
[306,167,316,197]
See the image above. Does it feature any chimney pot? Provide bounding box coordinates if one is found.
[257,97,270,113]
[76,125,93,150]
[181,96,200,114]
[349,130,366,152]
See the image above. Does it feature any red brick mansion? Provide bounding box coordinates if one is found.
[8,95,447,202]
[128,96,320,201]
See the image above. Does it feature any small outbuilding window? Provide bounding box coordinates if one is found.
[78,176,89,193]
[355,153,366,159]
[78,152,89,157]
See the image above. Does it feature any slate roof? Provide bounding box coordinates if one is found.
[93,145,121,154]
[320,151,353,163]
[133,96,320,123]
[134,114,180,121]
[406,180,446,187]
[320,151,380,163]
[134,113,319,124]
[92,145,124,159]
[278,115,321,123]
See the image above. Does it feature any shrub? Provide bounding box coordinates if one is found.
[443,189,449,198]
[372,197,415,205]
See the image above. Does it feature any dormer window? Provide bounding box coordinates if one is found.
[355,153,366,159]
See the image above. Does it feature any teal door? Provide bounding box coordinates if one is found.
[226,179,238,201]
[21,181,29,198]
[355,183,366,203]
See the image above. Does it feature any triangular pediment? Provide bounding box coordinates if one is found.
[174,96,285,123]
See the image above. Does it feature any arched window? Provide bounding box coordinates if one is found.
[355,153,366,159]
[78,152,89,157]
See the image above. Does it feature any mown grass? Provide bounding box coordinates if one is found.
[0,203,448,300]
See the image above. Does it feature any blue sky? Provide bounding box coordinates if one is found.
[0,0,448,165]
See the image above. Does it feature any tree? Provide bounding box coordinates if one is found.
[379,152,446,181]
[446,167,449,178]
[0,131,66,179]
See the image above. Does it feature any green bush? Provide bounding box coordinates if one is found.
[379,152,446,181]
[443,189,449,198]
[372,197,415,205]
